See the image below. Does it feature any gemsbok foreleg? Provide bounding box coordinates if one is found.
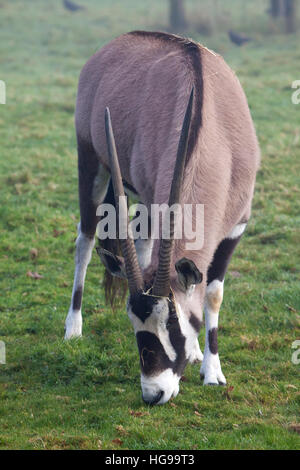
[65,142,109,339]
[200,222,247,385]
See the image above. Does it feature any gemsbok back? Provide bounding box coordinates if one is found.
[65,31,260,405]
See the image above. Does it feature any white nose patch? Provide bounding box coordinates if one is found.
[141,369,180,405]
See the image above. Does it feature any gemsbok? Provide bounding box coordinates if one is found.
[65,31,260,405]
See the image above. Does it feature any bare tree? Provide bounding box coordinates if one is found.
[169,0,187,31]
[284,0,296,33]
[268,0,297,33]
[269,0,283,17]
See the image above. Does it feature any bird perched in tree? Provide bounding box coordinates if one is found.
[228,30,252,46]
[63,0,85,12]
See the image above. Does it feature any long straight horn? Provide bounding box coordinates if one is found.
[152,88,194,297]
[105,107,144,295]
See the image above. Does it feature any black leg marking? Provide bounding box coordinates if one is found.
[208,328,218,355]
[189,313,203,333]
[78,138,101,237]
[72,287,83,311]
[207,236,241,285]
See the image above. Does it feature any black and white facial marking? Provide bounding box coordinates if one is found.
[97,248,203,404]
[128,291,188,405]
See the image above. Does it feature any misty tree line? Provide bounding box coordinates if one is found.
[270,0,297,32]
[169,0,298,33]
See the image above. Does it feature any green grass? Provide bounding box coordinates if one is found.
[0,0,299,450]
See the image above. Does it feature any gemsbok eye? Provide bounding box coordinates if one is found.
[166,315,179,329]
[141,348,153,364]
[142,349,149,360]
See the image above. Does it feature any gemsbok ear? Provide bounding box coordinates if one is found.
[96,247,127,279]
[175,258,203,292]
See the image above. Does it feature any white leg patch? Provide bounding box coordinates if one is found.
[200,351,226,385]
[65,310,83,339]
[176,304,203,364]
[65,227,95,340]
[227,223,247,240]
[188,338,204,363]
[200,280,226,385]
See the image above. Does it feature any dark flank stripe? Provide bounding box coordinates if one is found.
[77,138,101,238]
[72,287,83,311]
[189,313,203,333]
[129,31,204,163]
[208,328,218,355]
[207,236,241,285]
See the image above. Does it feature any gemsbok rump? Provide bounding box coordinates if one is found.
[65,31,260,405]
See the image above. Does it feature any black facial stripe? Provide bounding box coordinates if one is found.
[189,313,203,333]
[168,319,188,377]
[166,297,179,328]
[72,287,83,311]
[208,328,218,355]
[136,331,172,375]
[207,236,241,285]
[165,293,187,376]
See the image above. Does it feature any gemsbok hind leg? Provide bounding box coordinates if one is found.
[200,222,247,385]
[65,141,109,339]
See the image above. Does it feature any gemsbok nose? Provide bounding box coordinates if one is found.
[142,390,164,406]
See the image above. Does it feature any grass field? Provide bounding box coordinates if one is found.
[0,0,299,450]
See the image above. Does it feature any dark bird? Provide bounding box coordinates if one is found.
[63,0,85,12]
[228,30,252,46]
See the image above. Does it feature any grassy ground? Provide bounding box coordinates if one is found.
[0,0,299,450]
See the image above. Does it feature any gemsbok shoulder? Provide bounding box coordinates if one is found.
[65,31,260,405]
